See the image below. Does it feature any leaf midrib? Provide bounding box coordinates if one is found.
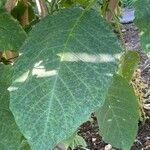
[43,9,86,137]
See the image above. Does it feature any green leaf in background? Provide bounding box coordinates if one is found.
[0,12,27,52]
[75,0,93,7]
[134,0,150,54]
[64,132,87,149]
[10,8,122,150]
[118,51,140,82]
[0,64,23,150]
[122,0,137,7]
[59,0,75,8]
[60,0,93,8]
[96,74,140,150]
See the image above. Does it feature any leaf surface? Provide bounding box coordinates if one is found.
[0,12,27,51]
[0,64,23,150]
[10,8,122,150]
[134,0,150,53]
[118,51,140,82]
[96,74,139,150]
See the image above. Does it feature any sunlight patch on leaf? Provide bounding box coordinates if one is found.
[14,71,29,83]
[32,68,58,78]
[57,52,121,63]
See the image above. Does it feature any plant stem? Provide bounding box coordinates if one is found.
[35,0,48,17]
[115,18,127,52]
[21,0,29,27]
[106,0,119,22]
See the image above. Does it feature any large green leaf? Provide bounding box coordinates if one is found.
[64,132,87,149]
[96,74,140,150]
[134,0,150,53]
[0,12,27,51]
[10,8,122,150]
[118,51,140,82]
[0,64,23,149]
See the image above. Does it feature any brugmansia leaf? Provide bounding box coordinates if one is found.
[0,12,27,52]
[10,8,122,150]
[0,64,23,149]
[118,51,140,82]
[96,74,140,150]
[134,0,150,53]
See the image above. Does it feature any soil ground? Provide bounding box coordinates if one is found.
[72,23,150,150]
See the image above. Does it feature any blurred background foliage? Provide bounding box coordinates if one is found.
[1,0,137,32]
[122,0,136,7]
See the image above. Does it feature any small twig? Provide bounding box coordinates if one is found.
[21,0,29,26]
[115,18,127,52]
[35,0,48,17]
[105,0,119,22]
